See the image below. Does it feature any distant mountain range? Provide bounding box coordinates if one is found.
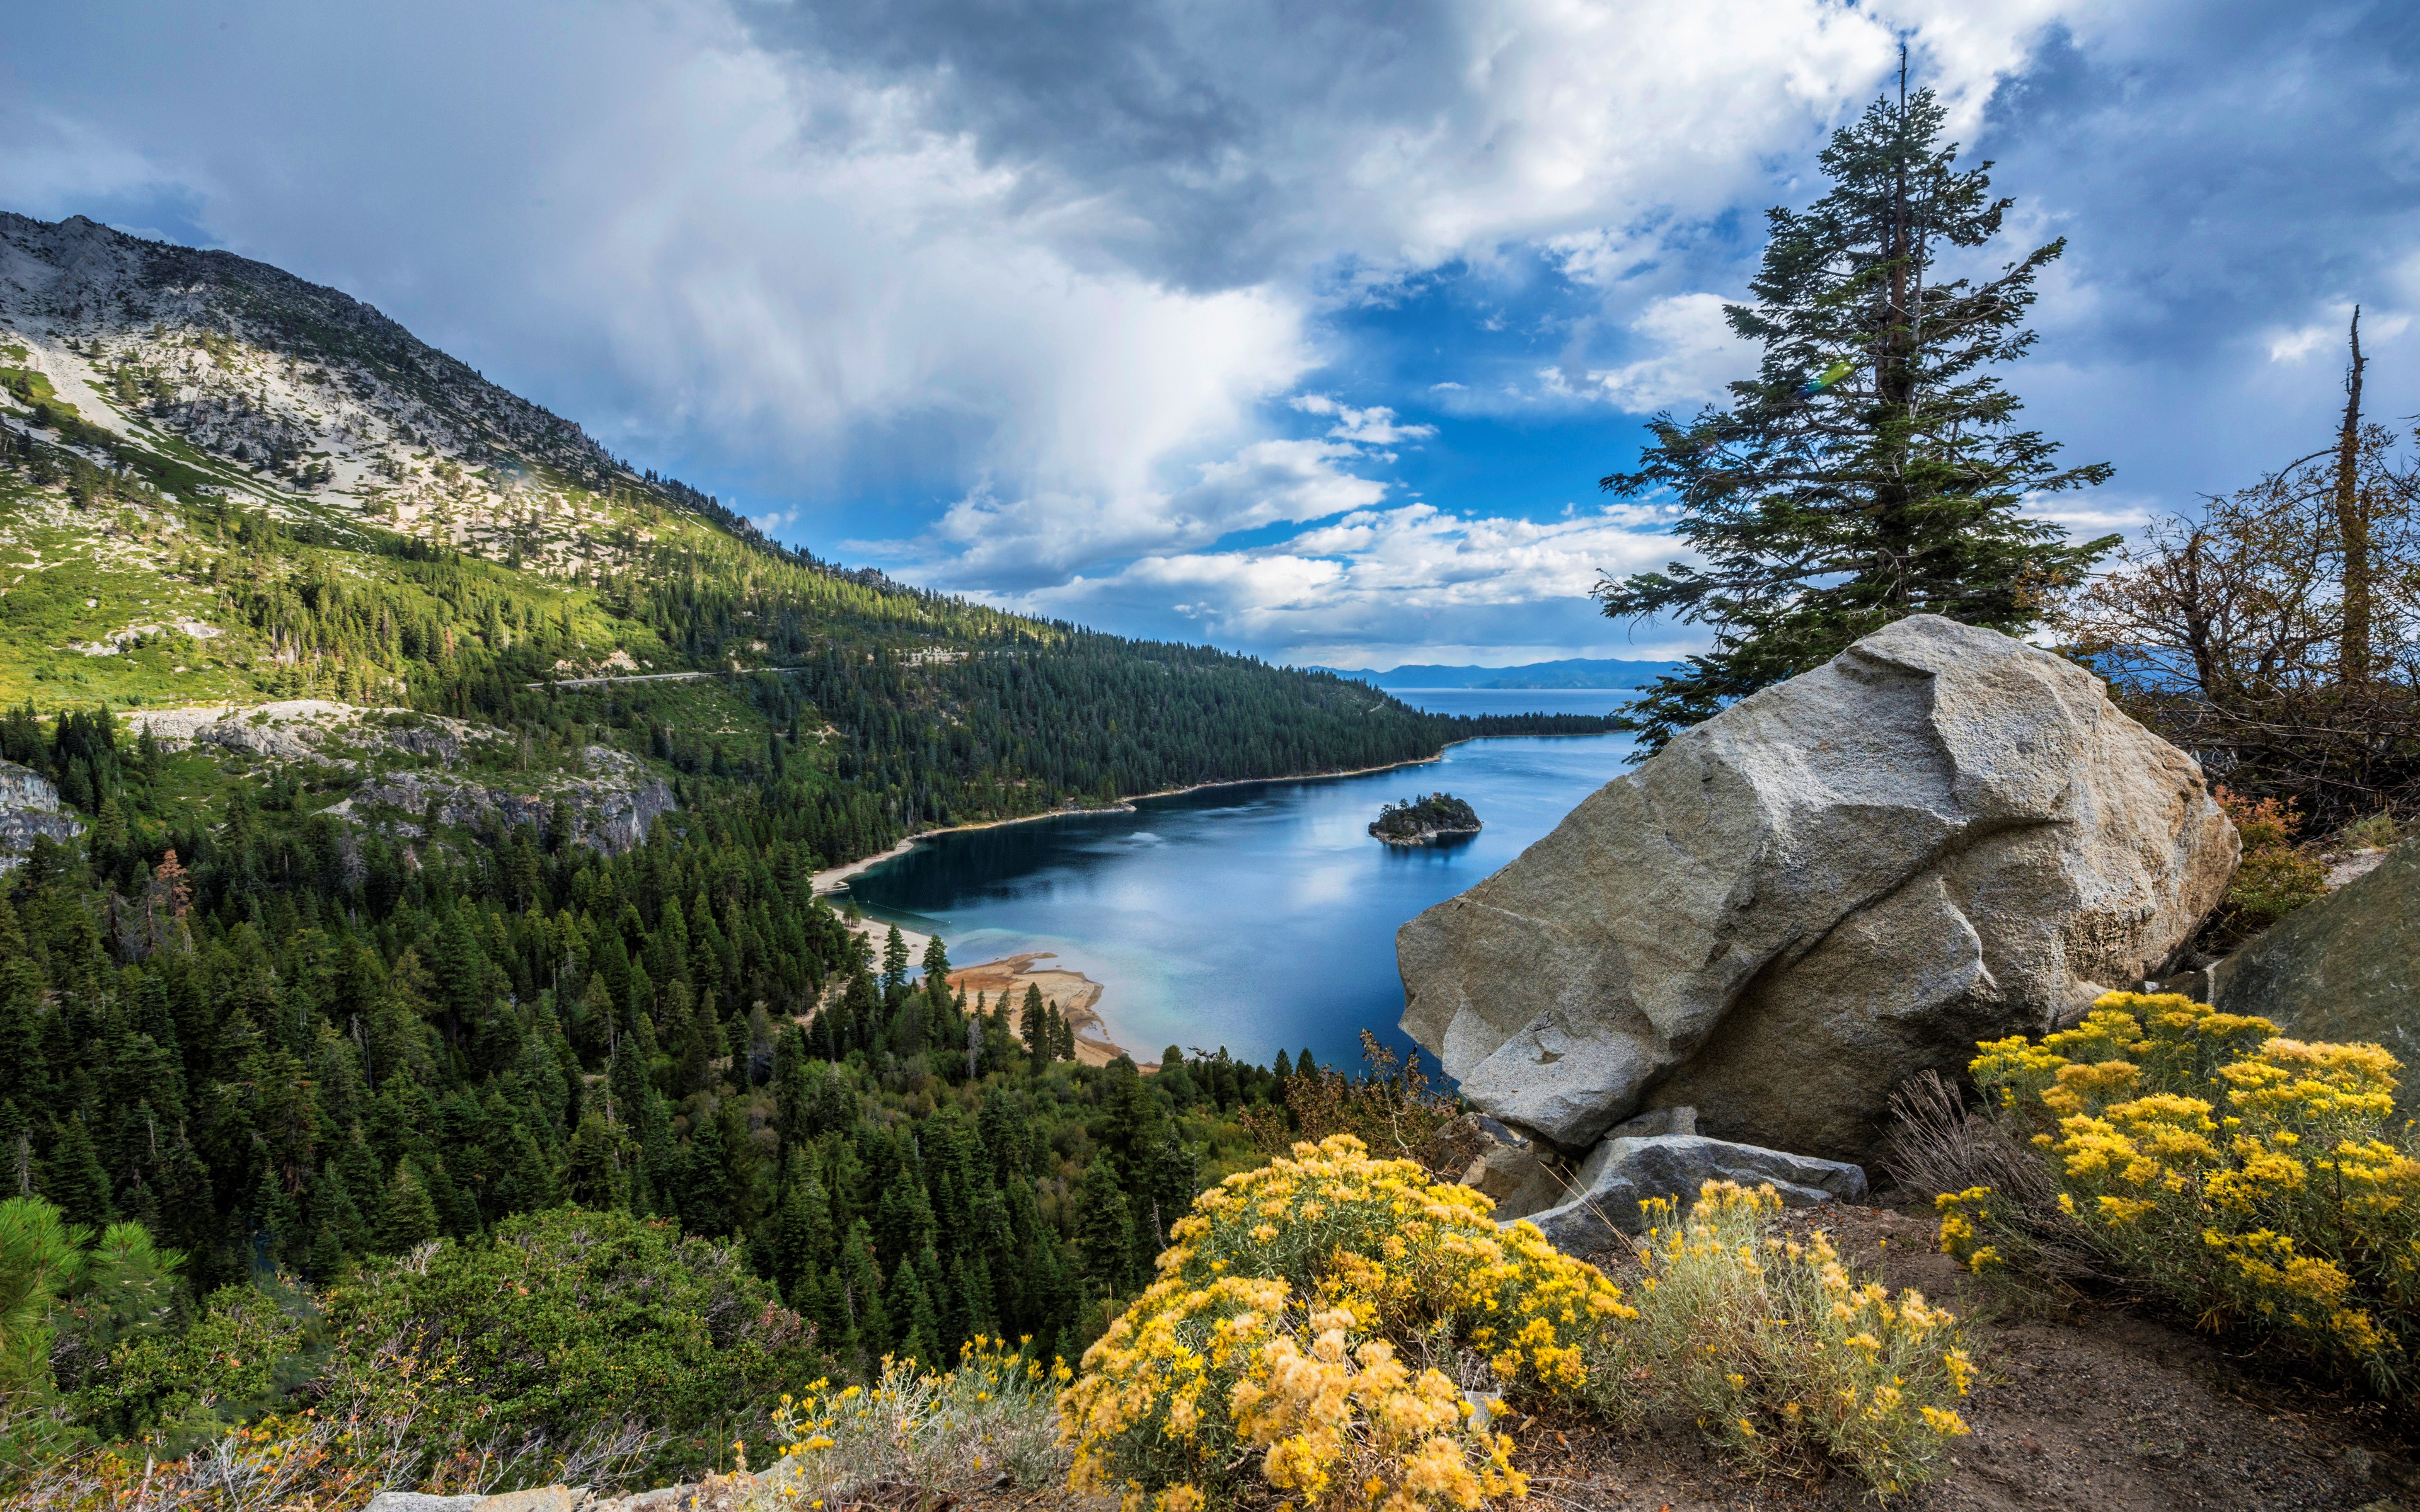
[1317,656,1682,690]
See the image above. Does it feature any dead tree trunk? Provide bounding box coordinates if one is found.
[2335,308,2371,685]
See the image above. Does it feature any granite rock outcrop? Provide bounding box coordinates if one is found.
[1399,615,2237,1163]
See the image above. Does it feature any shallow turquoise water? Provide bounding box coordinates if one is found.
[840,731,1635,1072]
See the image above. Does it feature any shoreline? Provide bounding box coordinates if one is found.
[804,753,1461,1068]
[807,747,1479,895]
[947,951,1139,1069]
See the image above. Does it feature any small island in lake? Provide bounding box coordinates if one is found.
[1369,791,1483,845]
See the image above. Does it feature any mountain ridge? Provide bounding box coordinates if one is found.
[1314,655,1680,690]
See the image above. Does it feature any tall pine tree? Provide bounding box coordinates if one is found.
[1596,70,2115,753]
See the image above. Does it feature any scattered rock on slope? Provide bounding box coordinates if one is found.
[330,745,675,851]
[1526,1133,1870,1256]
[1397,614,2238,1164]
[132,703,676,852]
[2210,835,2419,1110]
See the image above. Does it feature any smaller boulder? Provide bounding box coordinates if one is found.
[1601,1105,1698,1140]
[1521,1134,1868,1257]
[2211,837,2420,1109]
[1436,1112,1570,1220]
[364,1496,482,1512]
[1461,1140,1567,1221]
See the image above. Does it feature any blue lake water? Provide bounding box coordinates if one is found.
[840,731,1636,1073]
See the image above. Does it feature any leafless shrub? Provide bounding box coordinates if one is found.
[1879,1072,2106,1291]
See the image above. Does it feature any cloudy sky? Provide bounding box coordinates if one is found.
[6,1,2418,668]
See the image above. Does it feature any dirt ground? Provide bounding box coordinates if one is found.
[1520,1202,2414,1511]
[964,1201,2416,1512]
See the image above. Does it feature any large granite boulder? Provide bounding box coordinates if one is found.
[1398,615,2237,1162]
[2211,837,2419,1109]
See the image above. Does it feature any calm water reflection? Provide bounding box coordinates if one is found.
[841,732,1634,1071]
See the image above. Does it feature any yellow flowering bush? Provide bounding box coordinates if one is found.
[1584,1183,1973,1500]
[1950,991,2420,1392]
[769,1337,1071,1504]
[1058,1135,1634,1512]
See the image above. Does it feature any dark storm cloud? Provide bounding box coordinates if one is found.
[737,0,1468,288]
[1985,2,2420,361]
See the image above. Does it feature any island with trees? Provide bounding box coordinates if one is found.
[1368,791,1482,845]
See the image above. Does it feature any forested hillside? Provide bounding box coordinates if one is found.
[0,214,1598,1478]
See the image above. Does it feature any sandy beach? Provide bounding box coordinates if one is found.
[947,951,1141,1068]
[820,910,1139,1068]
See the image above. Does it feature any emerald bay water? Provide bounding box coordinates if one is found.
[841,707,1635,1072]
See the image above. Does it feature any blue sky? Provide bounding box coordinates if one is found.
[5,1,2418,668]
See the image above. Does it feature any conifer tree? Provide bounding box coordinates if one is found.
[1071,1157,1131,1296]
[676,991,719,1097]
[565,1110,630,1210]
[886,1251,945,1366]
[42,1116,110,1230]
[1596,72,2115,753]
[880,927,910,996]
[836,1217,889,1364]
[772,1171,836,1293]
[315,1159,371,1255]
[676,1108,732,1235]
[379,1161,440,1251]
[1020,985,1049,1064]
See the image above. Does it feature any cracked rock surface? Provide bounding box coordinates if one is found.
[1397,615,2238,1162]
[0,760,84,870]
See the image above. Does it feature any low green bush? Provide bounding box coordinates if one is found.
[64,1208,829,1492]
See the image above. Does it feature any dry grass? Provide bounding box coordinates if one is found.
[763,1342,1068,1509]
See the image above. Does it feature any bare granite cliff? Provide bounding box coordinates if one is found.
[0,759,85,869]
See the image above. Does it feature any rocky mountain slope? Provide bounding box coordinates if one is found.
[0,212,769,572]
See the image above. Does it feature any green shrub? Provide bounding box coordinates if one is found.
[2339,810,2405,850]
[69,1282,312,1457]
[1584,1183,1973,1500]
[66,1208,828,1491]
[2214,788,2329,939]
[312,1208,829,1489]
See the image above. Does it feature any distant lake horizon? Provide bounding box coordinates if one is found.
[1389,687,1642,718]
[839,732,1636,1074]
